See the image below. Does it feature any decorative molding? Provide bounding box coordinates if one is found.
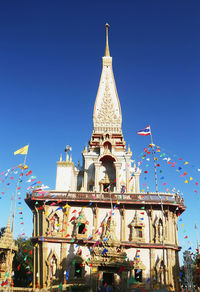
[94,82,121,132]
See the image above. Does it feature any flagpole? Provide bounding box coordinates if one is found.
[9,150,28,287]
[149,127,158,193]
[12,153,28,233]
[149,126,166,287]
[195,224,199,254]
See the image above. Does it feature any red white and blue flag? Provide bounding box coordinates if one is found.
[137,125,151,136]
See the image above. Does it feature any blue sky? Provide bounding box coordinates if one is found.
[0,0,200,262]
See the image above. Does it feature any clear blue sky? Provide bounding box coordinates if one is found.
[0,0,200,263]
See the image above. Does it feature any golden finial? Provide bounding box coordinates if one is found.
[105,23,110,57]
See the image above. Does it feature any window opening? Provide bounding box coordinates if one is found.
[135,269,142,282]
[74,263,82,278]
[78,223,86,234]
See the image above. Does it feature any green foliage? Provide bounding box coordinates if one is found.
[12,237,33,287]
[193,254,200,288]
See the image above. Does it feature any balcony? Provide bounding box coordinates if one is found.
[26,190,185,210]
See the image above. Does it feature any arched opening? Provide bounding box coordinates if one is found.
[50,255,57,280]
[103,141,112,152]
[158,218,163,241]
[50,213,60,233]
[74,263,82,278]
[99,155,116,192]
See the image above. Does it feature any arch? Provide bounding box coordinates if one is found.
[75,209,89,240]
[99,156,116,192]
[103,141,112,152]
[132,250,146,283]
[129,211,145,242]
[69,255,85,280]
[154,257,166,288]
[46,249,60,284]
[99,154,116,162]
[154,216,164,243]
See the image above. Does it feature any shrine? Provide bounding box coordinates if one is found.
[0,215,18,286]
[25,24,185,291]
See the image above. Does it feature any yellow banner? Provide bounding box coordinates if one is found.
[14,145,29,155]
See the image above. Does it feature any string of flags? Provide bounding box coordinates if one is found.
[0,158,51,287]
[0,141,200,287]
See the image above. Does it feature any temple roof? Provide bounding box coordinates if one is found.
[93,23,122,135]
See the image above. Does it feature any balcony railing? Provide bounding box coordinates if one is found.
[27,190,185,206]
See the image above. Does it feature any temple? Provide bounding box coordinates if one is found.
[25,24,185,291]
[0,214,18,286]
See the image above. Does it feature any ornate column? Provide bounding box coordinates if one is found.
[33,210,36,237]
[74,170,78,191]
[168,211,172,243]
[90,266,98,291]
[92,205,99,239]
[94,162,101,192]
[174,214,178,245]
[134,168,141,193]
[41,209,45,236]
[125,163,130,192]
[63,206,70,237]
[61,242,68,274]
[120,206,125,241]
[33,246,36,288]
[114,162,122,192]
[165,209,169,243]
[134,173,140,193]
[174,250,181,291]
[83,161,88,191]
[150,249,155,290]
[147,209,153,243]
[167,249,172,287]
[36,208,39,236]
[42,242,48,288]
[171,212,176,244]
[37,244,40,288]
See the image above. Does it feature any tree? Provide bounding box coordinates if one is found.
[12,237,33,287]
[193,253,200,288]
[181,250,195,291]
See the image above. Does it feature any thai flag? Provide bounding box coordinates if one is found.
[137,126,151,136]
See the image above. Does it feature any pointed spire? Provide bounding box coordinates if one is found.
[105,23,110,57]
[82,145,88,154]
[92,23,122,136]
[7,213,11,231]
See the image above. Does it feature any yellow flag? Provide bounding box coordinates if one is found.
[64,203,70,208]
[14,145,29,155]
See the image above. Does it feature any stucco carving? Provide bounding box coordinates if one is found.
[94,83,120,130]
